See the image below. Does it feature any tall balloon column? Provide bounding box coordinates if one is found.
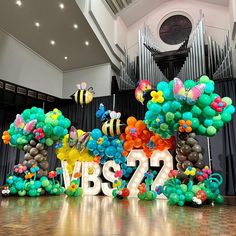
[2,107,71,197]
[143,76,235,206]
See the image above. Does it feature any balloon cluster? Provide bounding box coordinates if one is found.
[159,170,224,207]
[65,178,83,197]
[56,129,94,174]
[3,107,71,149]
[4,167,64,197]
[112,170,130,199]
[120,116,175,158]
[87,129,134,178]
[23,140,49,177]
[144,76,235,139]
[87,128,124,164]
[137,171,157,200]
[176,133,206,179]
[135,80,152,104]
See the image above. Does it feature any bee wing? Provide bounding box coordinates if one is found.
[76,84,81,90]
[110,111,116,119]
[116,112,121,119]
[80,82,87,90]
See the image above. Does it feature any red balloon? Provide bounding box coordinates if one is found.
[122,188,130,198]
[196,190,207,202]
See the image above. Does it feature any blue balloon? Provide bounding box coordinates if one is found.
[91,129,102,140]
[204,84,214,94]
[204,119,213,127]
[87,140,97,151]
[225,105,235,114]
[182,112,193,120]
[150,103,162,113]
[105,146,116,158]
[162,102,171,113]
[157,81,169,91]
[171,101,181,111]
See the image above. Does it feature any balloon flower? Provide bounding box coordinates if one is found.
[112,170,130,199]
[65,173,83,197]
[137,171,157,201]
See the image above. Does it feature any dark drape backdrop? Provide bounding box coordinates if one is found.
[0,80,235,195]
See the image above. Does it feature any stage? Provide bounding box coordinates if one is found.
[0,196,235,236]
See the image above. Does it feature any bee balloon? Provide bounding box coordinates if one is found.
[71,82,94,107]
[96,103,126,137]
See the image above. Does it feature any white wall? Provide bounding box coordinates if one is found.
[75,0,127,69]
[63,63,112,98]
[127,0,230,58]
[0,29,63,97]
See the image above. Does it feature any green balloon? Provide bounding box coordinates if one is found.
[203,106,216,118]
[191,105,202,116]
[191,118,200,129]
[198,125,206,135]
[210,93,219,100]
[174,112,182,120]
[215,194,224,204]
[222,97,232,106]
[166,112,175,120]
[138,192,146,200]
[169,193,179,204]
[10,186,17,194]
[180,184,187,193]
[213,120,224,129]
[18,190,26,197]
[45,138,54,146]
[112,189,118,197]
[185,191,194,202]
[160,123,168,131]
[199,75,210,83]
[221,112,231,122]
[184,80,196,89]
[178,200,185,207]
[206,126,217,136]
[198,94,211,107]
[43,124,53,136]
[191,185,201,194]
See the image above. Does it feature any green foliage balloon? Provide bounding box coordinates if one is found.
[144,76,235,138]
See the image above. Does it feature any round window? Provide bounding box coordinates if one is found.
[159,15,192,45]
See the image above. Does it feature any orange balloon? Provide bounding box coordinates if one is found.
[127,117,137,126]
[134,138,142,148]
[122,151,128,157]
[125,126,131,134]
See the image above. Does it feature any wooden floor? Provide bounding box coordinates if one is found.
[0,196,236,236]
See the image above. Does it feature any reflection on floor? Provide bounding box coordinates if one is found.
[0,196,236,236]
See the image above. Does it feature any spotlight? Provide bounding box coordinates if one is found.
[85,41,89,46]
[35,22,40,27]
[73,24,78,29]
[64,56,68,60]
[59,3,64,9]
[50,40,55,45]
[16,0,22,6]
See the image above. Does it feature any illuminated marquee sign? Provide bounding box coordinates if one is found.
[62,149,173,198]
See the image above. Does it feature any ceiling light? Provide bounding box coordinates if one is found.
[59,3,64,9]
[73,24,78,29]
[16,0,22,6]
[35,22,40,27]
[85,41,89,46]
[50,40,55,45]
[64,56,68,60]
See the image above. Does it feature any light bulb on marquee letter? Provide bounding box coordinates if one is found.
[150,150,173,199]
[127,150,149,197]
[102,160,121,196]
[61,160,81,189]
[82,162,102,195]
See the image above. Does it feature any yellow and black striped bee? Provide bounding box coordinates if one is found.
[71,82,94,107]
[102,111,126,136]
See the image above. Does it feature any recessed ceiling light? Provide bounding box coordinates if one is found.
[35,22,40,27]
[73,24,78,29]
[50,40,55,45]
[59,3,64,9]
[85,41,89,46]
[64,56,68,60]
[16,0,22,6]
